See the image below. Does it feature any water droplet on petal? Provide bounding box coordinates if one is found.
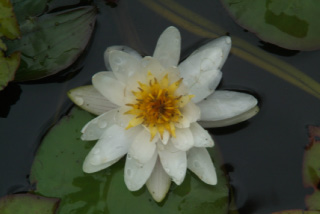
[74,96,84,106]
[98,120,107,128]
[126,168,132,177]
[193,160,200,168]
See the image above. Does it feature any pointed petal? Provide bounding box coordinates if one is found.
[83,125,141,173]
[128,129,157,164]
[190,36,231,69]
[189,69,222,103]
[81,109,120,141]
[198,90,258,125]
[171,127,194,151]
[104,45,142,70]
[83,157,121,173]
[158,141,187,185]
[190,123,214,147]
[124,149,158,191]
[109,50,142,83]
[199,105,260,128]
[153,26,181,68]
[187,147,217,185]
[68,85,117,115]
[146,158,171,202]
[92,72,126,106]
[179,48,223,89]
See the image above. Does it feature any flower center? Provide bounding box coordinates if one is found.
[125,71,193,140]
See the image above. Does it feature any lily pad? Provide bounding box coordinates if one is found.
[303,126,320,210]
[6,6,97,81]
[10,0,47,23]
[0,0,21,90]
[0,193,60,214]
[30,107,231,214]
[220,0,320,50]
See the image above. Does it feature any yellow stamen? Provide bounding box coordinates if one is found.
[125,72,193,140]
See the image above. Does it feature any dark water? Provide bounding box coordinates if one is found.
[1,0,320,213]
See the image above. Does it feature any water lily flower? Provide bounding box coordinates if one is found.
[68,26,259,202]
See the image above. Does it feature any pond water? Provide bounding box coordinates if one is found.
[1,0,320,213]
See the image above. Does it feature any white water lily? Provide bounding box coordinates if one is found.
[68,26,259,202]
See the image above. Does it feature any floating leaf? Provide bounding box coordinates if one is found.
[0,0,21,90]
[10,0,47,23]
[0,193,59,214]
[6,6,97,81]
[30,107,231,214]
[303,126,320,210]
[220,0,320,50]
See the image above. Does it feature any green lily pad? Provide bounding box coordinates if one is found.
[10,0,47,23]
[0,193,60,214]
[30,107,231,214]
[6,6,96,81]
[303,126,320,210]
[220,0,320,50]
[0,0,21,90]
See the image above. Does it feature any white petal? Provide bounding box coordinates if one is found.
[179,48,223,89]
[83,125,141,173]
[67,85,117,115]
[160,130,170,145]
[158,141,187,185]
[109,50,141,83]
[83,157,121,173]
[171,128,194,151]
[190,122,214,147]
[199,106,260,128]
[191,36,231,69]
[92,72,126,106]
[104,45,142,70]
[174,114,190,129]
[81,109,119,141]
[124,149,158,191]
[181,102,200,124]
[153,26,181,68]
[190,69,222,103]
[187,147,217,185]
[140,56,165,79]
[128,129,157,164]
[198,90,258,121]
[146,158,171,202]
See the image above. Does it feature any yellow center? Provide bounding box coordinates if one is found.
[125,72,193,140]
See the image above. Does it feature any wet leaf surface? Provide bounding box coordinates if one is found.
[220,0,320,50]
[6,6,96,81]
[30,107,231,214]
[303,126,320,210]
[0,193,59,214]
